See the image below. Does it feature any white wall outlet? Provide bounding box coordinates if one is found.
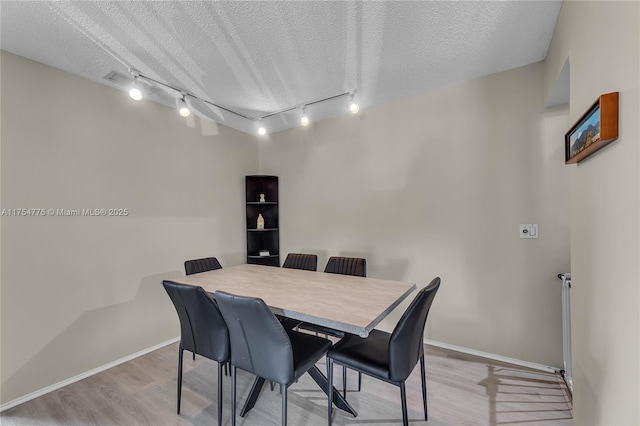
[520,224,539,239]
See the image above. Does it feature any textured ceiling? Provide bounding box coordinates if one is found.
[1,1,562,135]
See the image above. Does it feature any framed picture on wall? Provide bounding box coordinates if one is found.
[565,92,619,164]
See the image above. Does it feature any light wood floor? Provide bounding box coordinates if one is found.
[1,342,572,425]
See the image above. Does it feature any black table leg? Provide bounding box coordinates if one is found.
[239,367,357,418]
[307,366,358,417]
[240,376,266,417]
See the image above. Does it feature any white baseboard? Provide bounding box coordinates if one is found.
[0,337,180,412]
[425,339,559,374]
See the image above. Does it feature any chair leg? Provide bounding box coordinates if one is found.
[342,367,362,394]
[217,362,223,426]
[281,384,287,426]
[177,347,184,414]
[342,366,347,399]
[400,382,408,426]
[193,352,196,361]
[420,354,428,420]
[327,358,334,426]
[231,366,237,426]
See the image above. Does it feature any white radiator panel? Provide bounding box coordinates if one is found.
[559,273,573,393]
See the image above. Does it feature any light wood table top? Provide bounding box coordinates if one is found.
[170,264,416,338]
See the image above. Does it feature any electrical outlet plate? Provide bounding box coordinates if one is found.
[520,224,539,239]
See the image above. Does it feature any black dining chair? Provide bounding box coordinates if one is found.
[215,290,332,426]
[184,256,223,275]
[183,257,224,361]
[299,256,366,339]
[162,281,230,426]
[326,277,441,426]
[282,253,318,271]
[299,256,367,392]
[279,253,319,330]
[324,256,366,277]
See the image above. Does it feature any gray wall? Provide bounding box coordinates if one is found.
[2,46,582,407]
[0,52,258,404]
[543,2,640,424]
[260,62,570,367]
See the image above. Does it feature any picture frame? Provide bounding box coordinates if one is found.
[565,92,619,164]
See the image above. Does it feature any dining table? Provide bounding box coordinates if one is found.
[169,263,416,417]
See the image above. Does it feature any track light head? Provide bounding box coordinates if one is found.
[128,76,143,101]
[176,95,191,117]
[300,106,310,126]
[179,107,191,117]
[257,119,267,136]
[349,92,359,113]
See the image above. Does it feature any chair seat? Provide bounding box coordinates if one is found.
[327,329,392,381]
[277,315,302,330]
[286,328,332,383]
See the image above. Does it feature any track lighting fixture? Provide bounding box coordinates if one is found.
[176,94,191,117]
[300,106,310,126]
[128,75,143,101]
[125,69,357,132]
[349,92,360,114]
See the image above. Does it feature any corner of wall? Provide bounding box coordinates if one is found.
[542,2,570,107]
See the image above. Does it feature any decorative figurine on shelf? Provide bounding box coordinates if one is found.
[259,193,266,203]
[257,213,265,230]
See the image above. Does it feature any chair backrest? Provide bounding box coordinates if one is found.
[162,281,230,362]
[184,257,223,275]
[324,256,366,277]
[388,277,441,382]
[214,291,294,385]
[282,253,318,271]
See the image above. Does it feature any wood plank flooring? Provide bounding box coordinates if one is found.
[1,342,572,425]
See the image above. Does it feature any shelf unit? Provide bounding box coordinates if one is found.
[245,175,279,266]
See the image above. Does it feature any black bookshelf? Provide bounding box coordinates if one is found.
[245,175,279,266]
